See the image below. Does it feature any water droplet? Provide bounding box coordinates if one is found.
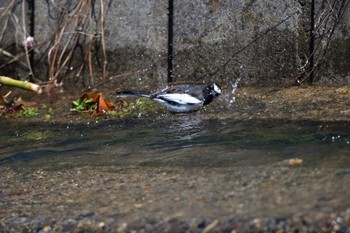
[226,78,241,107]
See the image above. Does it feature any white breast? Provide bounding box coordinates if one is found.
[153,93,203,112]
[158,93,202,104]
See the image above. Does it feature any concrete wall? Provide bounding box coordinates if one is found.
[104,0,168,88]
[0,0,349,88]
[172,0,350,85]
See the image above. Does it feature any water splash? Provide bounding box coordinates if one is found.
[226,77,241,107]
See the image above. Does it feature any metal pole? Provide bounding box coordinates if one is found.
[309,0,315,84]
[167,0,174,83]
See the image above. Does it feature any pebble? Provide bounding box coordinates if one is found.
[1,211,350,233]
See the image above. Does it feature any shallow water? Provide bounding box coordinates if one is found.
[1,117,349,170]
[1,117,350,227]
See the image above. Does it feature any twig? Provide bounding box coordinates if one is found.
[52,1,87,81]
[0,0,16,43]
[21,0,35,79]
[0,48,30,69]
[0,76,42,94]
[100,0,108,78]
[85,70,143,91]
[0,0,16,19]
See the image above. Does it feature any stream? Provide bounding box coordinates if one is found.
[1,117,349,168]
[1,116,350,232]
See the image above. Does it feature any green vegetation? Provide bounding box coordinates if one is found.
[108,98,159,118]
[1,96,158,121]
[2,105,54,120]
[41,104,54,121]
[70,98,96,113]
[68,95,159,118]
[20,108,39,118]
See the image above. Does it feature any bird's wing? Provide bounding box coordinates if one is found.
[158,84,205,99]
[116,90,150,98]
[156,93,203,105]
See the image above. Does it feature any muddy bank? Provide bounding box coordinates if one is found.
[55,84,350,122]
[228,85,350,121]
[2,85,349,122]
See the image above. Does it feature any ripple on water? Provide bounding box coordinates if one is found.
[0,119,349,169]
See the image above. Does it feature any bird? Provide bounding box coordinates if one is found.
[116,83,222,113]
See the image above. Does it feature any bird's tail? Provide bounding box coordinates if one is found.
[116,90,150,98]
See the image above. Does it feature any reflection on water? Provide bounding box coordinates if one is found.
[0,118,349,169]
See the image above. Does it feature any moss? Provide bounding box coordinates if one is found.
[2,105,54,120]
[6,129,52,143]
[18,108,39,118]
[110,97,159,118]
[21,130,52,141]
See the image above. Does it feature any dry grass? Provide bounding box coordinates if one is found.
[0,0,111,91]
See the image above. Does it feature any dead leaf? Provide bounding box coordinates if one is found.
[76,92,116,116]
[1,92,25,114]
[287,158,303,166]
[115,99,128,109]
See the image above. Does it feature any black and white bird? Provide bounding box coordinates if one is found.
[116,83,222,113]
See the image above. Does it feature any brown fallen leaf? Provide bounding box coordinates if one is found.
[5,103,24,114]
[79,92,116,116]
[287,158,303,166]
[1,91,25,114]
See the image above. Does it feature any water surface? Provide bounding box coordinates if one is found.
[1,117,349,169]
